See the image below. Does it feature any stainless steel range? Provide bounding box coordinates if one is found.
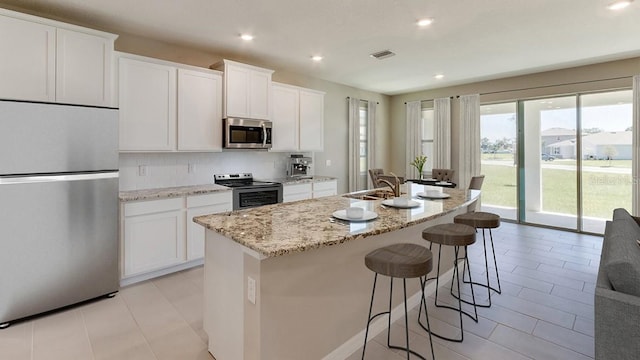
[214,173,283,210]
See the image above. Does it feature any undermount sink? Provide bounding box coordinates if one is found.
[342,189,404,200]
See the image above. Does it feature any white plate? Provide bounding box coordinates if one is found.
[416,191,451,199]
[381,199,421,208]
[435,181,452,185]
[332,209,378,222]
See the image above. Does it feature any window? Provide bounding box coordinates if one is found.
[421,106,434,174]
[357,100,368,190]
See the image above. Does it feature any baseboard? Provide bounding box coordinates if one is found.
[119,259,204,287]
[322,264,459,360]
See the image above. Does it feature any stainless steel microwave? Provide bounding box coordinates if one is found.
[223,118,272,149]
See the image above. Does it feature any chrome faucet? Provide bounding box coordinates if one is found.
[377,172,401,197]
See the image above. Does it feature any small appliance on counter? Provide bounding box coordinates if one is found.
[287,154,312,178]
[214,173,282,210]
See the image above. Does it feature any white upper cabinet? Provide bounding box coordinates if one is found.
[271,83,299,151]
[216,59,273,119]
[0,8,116,106]
[118,56,177,151]
[117,53,223,152]
[271,82,325,152]
[178,68,223,151]
[56,29,113,106]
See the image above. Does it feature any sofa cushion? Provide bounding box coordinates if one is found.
[604,214,640,296]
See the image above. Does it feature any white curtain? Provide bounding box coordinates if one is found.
[433,97,451,168]
[348,97,360,192]
[633,76,640,215]
[367,101,377,188]
[458,94,481,189]
[406,101,422,179]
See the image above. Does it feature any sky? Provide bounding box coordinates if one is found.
[481,103,633,142]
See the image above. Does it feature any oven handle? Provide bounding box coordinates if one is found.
[262,124,267,148]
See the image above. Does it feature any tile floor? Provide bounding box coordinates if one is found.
[0,222,601,360]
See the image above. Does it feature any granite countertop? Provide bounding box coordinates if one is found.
[119,184,230,202]
[119,176,337,202]
[268,175,337,185]
[194,183,480,258]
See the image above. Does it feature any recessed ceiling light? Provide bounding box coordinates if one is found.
[240,34,254,41]
[417,18,434,27]
[434,74,444,80]
[311,55,323,62]
[607,0,633,10]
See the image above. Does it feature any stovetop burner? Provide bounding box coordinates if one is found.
[214,173,280,189]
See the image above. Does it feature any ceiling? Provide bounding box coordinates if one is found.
[2,0,639,95]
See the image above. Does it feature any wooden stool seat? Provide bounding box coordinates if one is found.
[365,243,433,279]
[454,212,500,229]
[422,223,476,247]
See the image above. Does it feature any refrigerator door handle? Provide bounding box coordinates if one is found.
[0,172,119,185]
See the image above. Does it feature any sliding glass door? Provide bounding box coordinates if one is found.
[579,90,632,233]
[522,96,578,230]
[485,90,634,233]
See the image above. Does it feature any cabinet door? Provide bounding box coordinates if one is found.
[0,15,55,102]
[249,70,271,119]
[271,84,299,151]
[299,90,324,151]
[119,57,177,151]
[178,69,223,151]
[313,180,337,198]
[224,64,250,118]
[283,183,313,203]
[56,29,113,106]
[186,192,232,260]
[123,205,186,277]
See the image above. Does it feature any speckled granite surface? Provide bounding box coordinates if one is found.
[194,183,480,258]
[119,184,230,202]
[269,176,337,185]
[119,176,336,202]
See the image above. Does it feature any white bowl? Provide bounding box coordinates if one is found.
[346,207,364,219]
[393,197,409,206]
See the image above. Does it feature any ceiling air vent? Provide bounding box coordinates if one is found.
[370,50,396,60]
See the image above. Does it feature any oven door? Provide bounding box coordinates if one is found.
[224,118,272,149]
[233,186,282,210]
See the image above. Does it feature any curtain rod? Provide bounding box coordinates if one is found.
[405,75,632,104]
[346,96,379,104]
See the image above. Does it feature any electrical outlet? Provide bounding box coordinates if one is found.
[326,160,332,166]
[247,277,256,304]
[188,163,195,174]
[138,165,147,176]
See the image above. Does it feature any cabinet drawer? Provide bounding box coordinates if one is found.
[187,191,232,208]
[124,197,184,217]
[283,183,312,195]
[313,180,336,192]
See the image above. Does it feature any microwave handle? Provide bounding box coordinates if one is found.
[262,124,267,147]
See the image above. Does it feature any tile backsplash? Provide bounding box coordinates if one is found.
[119,151,313,191]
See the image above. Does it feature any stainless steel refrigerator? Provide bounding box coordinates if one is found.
[0,100,119,328]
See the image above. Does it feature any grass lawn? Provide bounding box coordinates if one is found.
[481,164,631,219]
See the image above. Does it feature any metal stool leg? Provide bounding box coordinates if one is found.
[419,244,477,343]
[461,228,502,307]
[364,274,433,360]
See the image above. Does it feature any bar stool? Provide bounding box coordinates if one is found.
[419,223,478,342]
[362,243,436,360]
[454,212,502,307]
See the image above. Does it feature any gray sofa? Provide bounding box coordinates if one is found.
[595,208,640,359]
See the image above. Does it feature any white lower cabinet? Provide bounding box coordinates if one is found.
[121,191,231,283]
[122,198,185,278]
[186,192,232,260]
[312,180,338,198]
[283,183,312,203]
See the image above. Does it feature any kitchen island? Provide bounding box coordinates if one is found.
[194,183,480,360]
